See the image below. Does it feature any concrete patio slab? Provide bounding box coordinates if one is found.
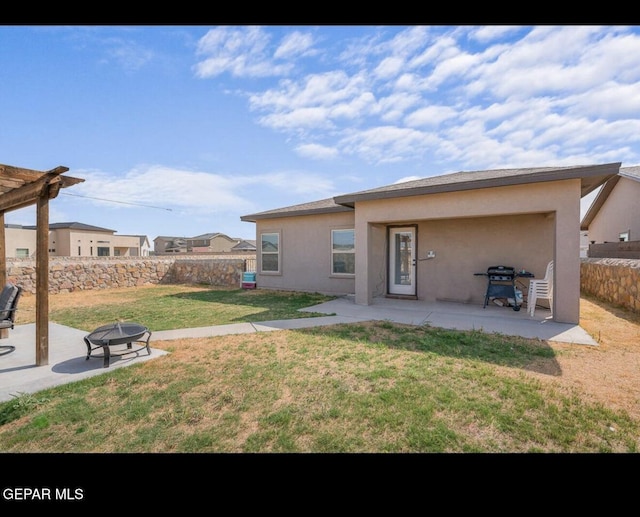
[300,296,598,346]
[0,323,168,403]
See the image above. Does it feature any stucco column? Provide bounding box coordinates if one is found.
[354,217,371,305]
[553,181,581,324]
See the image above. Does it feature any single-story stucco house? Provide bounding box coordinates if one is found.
[241,163,621,324]
[580,166,640,244]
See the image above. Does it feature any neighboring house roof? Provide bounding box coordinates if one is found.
[23,222,116,232]
[232,239,257,250]
[190,232,225,240]
[241,197,354,222]
[154,235,186,241]
[580,166,640,230]
[241,164,619,221]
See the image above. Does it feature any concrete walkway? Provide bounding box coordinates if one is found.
[0,296,597,403]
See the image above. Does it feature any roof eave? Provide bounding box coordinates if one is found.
[241,205,353,222]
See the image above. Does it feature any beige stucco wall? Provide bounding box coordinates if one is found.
[255,211,356,296]
[51,229,72,256]
[4,228,143,257]
[588,177,640,243]
[250,178,582,324]
[415,214,553,304]
[209,235,238,252]
[4,227,36,257]
[50,229,141,257]
[112,234,144,256]
[353,179,581,324]
[363,216,554,303]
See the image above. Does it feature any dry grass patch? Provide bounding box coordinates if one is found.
[496,295,640,421]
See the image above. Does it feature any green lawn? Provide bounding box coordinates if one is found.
[21,285,336,332]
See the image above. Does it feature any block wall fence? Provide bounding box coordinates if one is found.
[4,255,638,314]
[5,255,255,295]
[580,258,640,313]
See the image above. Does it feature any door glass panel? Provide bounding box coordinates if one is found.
[394,232,412,285]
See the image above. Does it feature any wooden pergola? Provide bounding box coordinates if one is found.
[0,163,84,366]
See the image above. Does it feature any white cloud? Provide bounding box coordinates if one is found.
[563,81,640,118]
[250,71,375,131]
[295,143,339,160]
[274,31,316,59]
[340,126,439,164]
[470,26,524,44]
[404,105,457,128]
[258,107,335,131]
[102,39,154,71]
[69,166,338,215]
[74,166,252,214]
[373,56,405,80]
[196,25,640,171]
[378,92,422,122]
[243,171,336,196]
[194,26,292,78]
[394,175,422,183]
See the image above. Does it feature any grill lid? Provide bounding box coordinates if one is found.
[487,265,516,279]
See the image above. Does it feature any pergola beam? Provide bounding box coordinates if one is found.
[0,171,82,214]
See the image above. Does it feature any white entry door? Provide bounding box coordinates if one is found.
[389,226,416,296]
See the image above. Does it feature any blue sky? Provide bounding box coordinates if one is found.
[2,25,640,243]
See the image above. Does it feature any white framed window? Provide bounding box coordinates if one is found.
[15,248,29,258]
[331,229,355,275]
[261,232,280,273]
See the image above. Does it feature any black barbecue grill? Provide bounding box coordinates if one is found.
[474,265,523,311]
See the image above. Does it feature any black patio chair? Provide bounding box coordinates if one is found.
[0,283,22,356]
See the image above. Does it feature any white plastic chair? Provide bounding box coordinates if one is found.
[528,260,553,317]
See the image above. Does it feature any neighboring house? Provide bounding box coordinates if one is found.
[579,231,589,258]
[139,235,151,256]
[118,234,151,256]
[187,232,240,253]
[154,233,255,254]
[241,163,621,325]
[154,236,188,254]
[580,166,640,244]
[5,222,146,257]
[4,224,36,258]
[231,239,257,252]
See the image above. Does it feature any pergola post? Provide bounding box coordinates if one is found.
[0,211,6,339]
[36,193,49,366]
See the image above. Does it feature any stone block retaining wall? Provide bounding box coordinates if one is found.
[580,258,640,313]
[5,255,253,295]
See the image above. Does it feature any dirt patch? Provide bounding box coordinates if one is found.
[526,296,640,420]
